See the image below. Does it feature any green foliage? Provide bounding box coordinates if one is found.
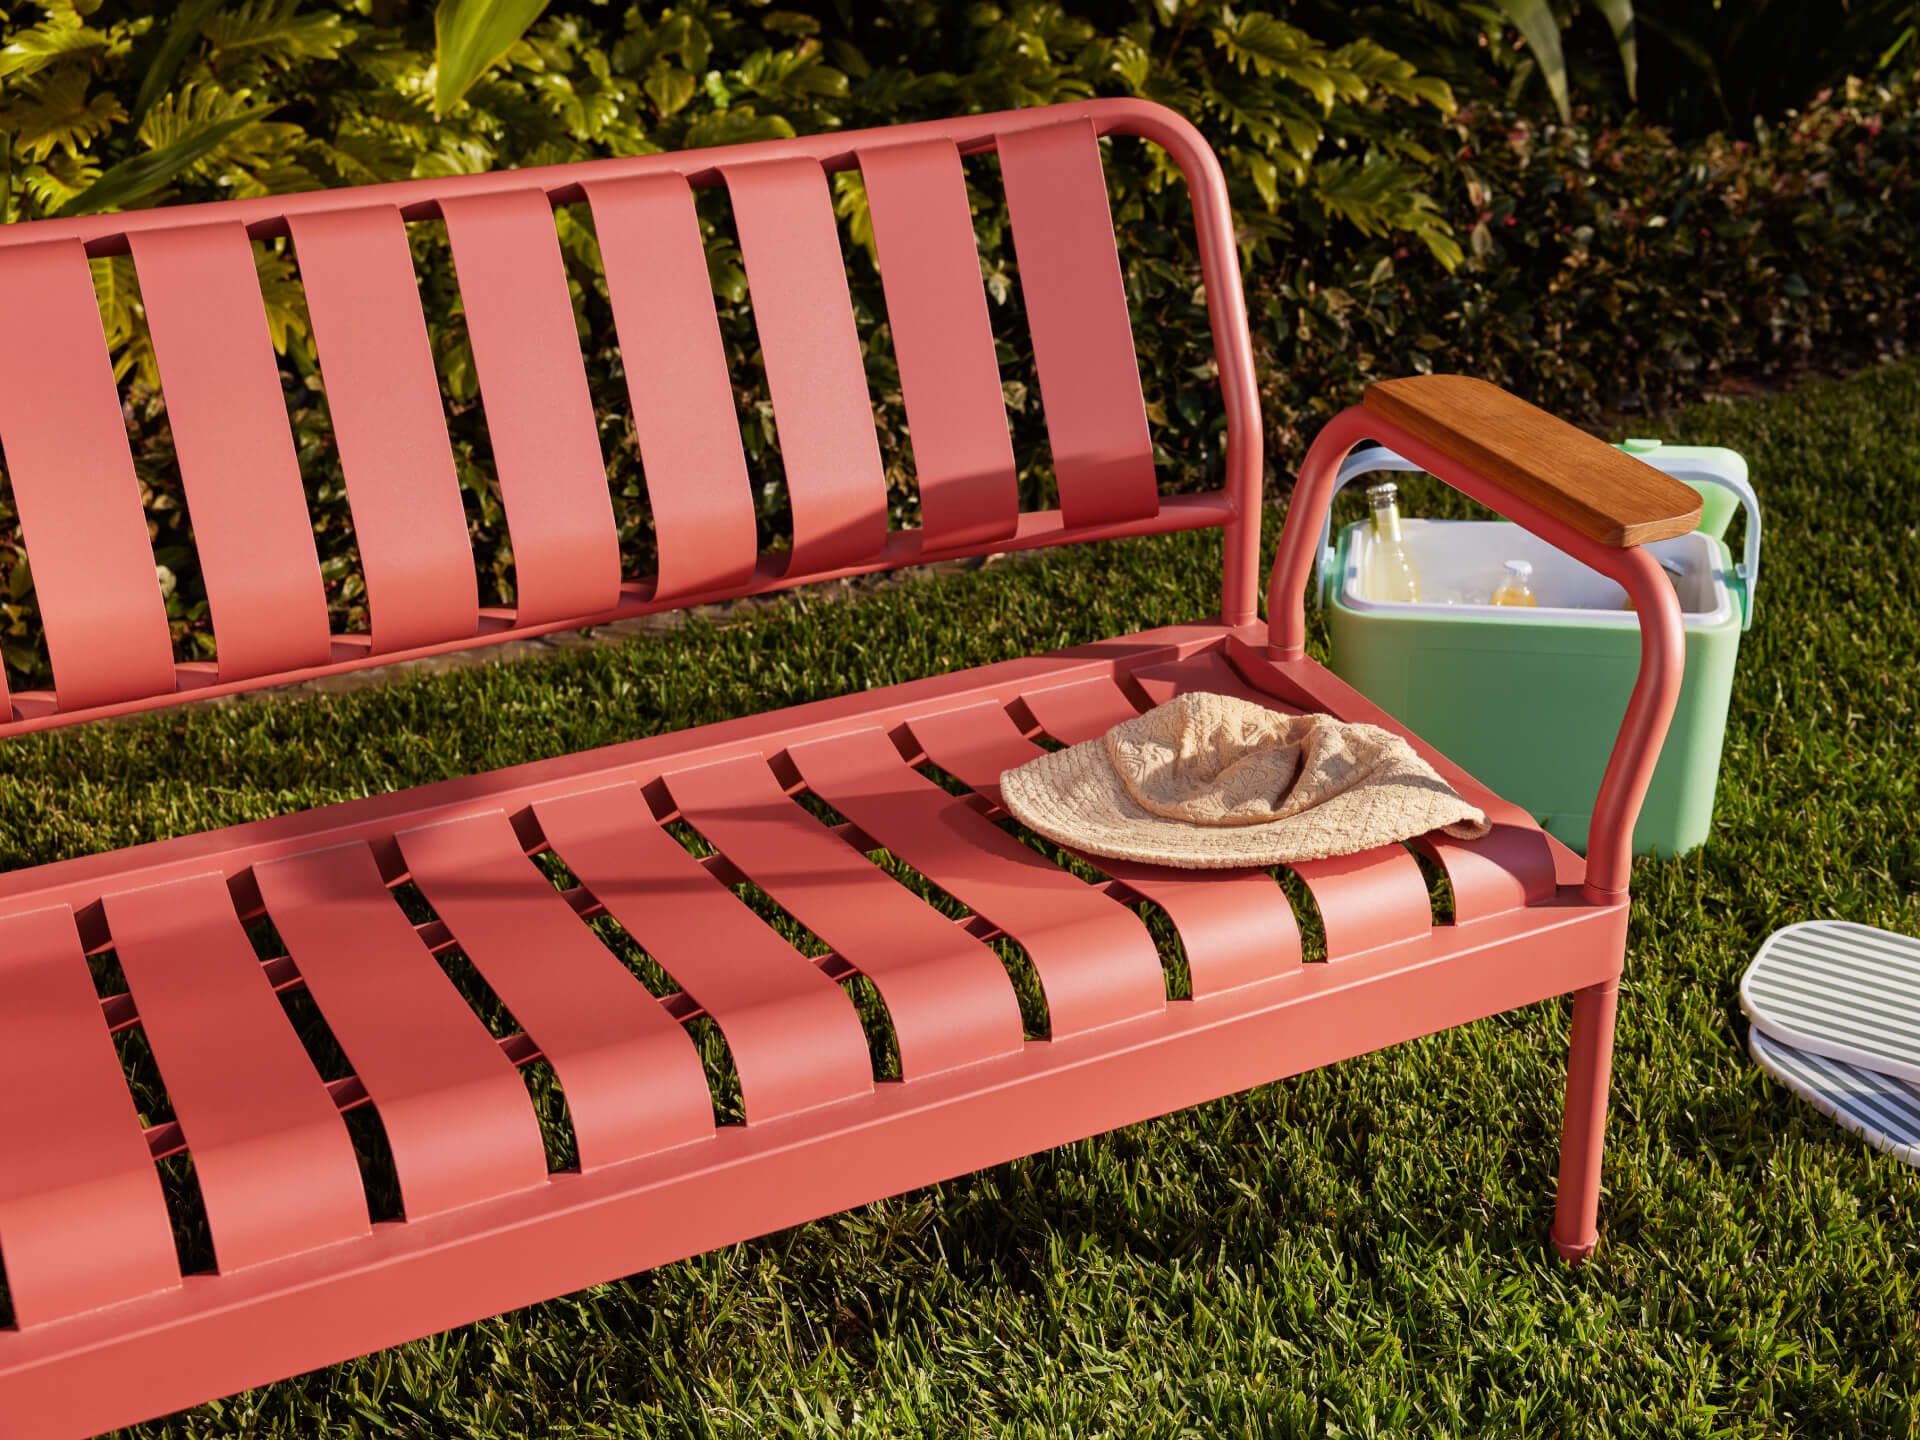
[1486,0,1639,123]
[432,0,551,115]
[1631,0,1919,137]
[1253,76,1920,451]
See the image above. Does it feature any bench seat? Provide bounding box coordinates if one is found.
[0,623,1617,1434]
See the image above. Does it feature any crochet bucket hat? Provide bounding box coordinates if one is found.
[1000,691,1491,870]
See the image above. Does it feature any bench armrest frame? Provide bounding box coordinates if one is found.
[1266,377,1698,899]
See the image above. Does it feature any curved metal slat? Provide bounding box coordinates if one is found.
[253,843,549,1220]
[395,810,715,1169]
[288,205,478,653]
[858,139,1018,549]
[0,906,178,1326]
[128,221,333,681]
[1418,817,1559,922]
[722,157,889,575]
[584,173,760,602]
[1017,675,1145,745]
[1126,649,1282,710]
[908,703,1301,997]
[785,728,1166,1037]
[0,240,177,711]
[439,189,621,625]
[664,756,1026,1078]
[102,874,371,1273]
[533,783,875,1123]
[997,119,1157,529]
[1289,847,1435,957]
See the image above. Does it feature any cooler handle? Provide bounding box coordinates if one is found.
[1313,441,1761,630]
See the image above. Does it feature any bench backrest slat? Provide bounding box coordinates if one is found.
[130,220,335,680]
[585,173,761,602]
[1000,119,1159,529]
[0,238,178,712]
[861,135,1021,550]
[441,189,624,625]
[723,156,892,576]
[0,99,1263,734]
[289,204,479,654]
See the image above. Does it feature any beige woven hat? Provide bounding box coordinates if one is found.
[1001,691,1490,870]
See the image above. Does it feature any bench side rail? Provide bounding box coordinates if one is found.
[0,98,1263,736]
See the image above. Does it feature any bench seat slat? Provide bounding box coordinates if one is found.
[998,119,1158,530]
[722,157,890,575]
[907,703,1302,996]
[585,174,760,602]
[395,810,715,1170]
[0,240,178,712]
[786,728,1168,1037]
[289,205,478,653]
[440,190,622,626]
[102,875,371,1273]
[0,907,179,1327]
[664,755,1027,1078]
[253,843,550,1219]
[859,139,1019,549]
[128,221,333,681]
[533,783,875,1123]
[1017,675,1149,745]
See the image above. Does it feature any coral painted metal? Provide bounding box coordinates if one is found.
[0,98,1684,1436]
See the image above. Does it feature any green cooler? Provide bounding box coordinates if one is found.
[1318,440,1759,856]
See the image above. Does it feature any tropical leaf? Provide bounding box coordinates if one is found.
[832,169,876,268]
[1489,0,1571,122]
[54,102,277,215]
[683,108,796,149]
[643,61,698,119]
[2,66,125,160]
[433,0,549,116]
[137,81,308,190]
[201,0,356,71]
[1591,0,1638,101]
[0,1,119,82]
[1213,14,1339,111]
[17,150,100,212]
[130,0,225,125]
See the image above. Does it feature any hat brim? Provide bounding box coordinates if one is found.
[1000,711,1490,871]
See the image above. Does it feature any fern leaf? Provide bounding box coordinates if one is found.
[2,66,124,160]
[0,2,121,82]
[201,0,356,71]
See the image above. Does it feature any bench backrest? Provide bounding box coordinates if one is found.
[0,99,1261,736]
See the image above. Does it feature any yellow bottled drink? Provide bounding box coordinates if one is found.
[1491,559,1538,607]
[1365,481,1420,603]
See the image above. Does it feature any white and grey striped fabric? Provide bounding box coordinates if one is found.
[1749,1025,1920,1168]
[1740,920,1920,1085]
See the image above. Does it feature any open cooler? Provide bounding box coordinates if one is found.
[1318,441,1760,855]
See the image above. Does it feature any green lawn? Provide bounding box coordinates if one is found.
[12,361,1919,1437]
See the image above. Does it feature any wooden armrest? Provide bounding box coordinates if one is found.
[1363,375,1703,547]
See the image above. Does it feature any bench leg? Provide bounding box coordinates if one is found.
[1551,979,1620,1264]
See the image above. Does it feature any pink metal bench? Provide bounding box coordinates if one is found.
[0,99,1699,1435]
